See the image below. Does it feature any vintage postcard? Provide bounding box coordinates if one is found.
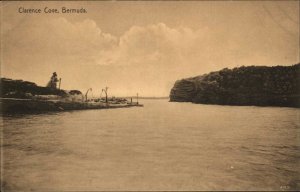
[1,0,299,191]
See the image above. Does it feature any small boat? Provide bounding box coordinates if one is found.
[127,102,144,107]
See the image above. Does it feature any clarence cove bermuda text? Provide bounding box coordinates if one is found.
[18,7,87,14]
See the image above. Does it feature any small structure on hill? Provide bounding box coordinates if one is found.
[46,72,61,89]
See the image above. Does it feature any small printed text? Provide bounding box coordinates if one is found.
[18,7,87,14]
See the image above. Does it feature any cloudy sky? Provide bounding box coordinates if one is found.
[1,1,299,96]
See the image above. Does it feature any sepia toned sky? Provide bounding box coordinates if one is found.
[1,1,299,96]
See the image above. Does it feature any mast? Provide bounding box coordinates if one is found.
[102,86,109,104]
[85,88,92,102]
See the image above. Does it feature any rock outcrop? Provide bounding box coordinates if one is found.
[0,78,79,98]
[170,64,300,107]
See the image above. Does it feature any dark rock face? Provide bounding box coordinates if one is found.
[170,64,300,107]
[169,79,197,102]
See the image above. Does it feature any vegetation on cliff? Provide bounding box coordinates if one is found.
[170,64,300,107]
[0,78,81,99]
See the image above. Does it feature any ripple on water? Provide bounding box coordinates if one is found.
[1,100,299,191]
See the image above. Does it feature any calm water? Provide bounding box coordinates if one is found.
[1,99,299,191]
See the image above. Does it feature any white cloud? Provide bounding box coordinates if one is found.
[2,16,299,96]
[98,23,209,69]
[3,17,117,65]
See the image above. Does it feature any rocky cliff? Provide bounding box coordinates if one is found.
[170,64,300,107]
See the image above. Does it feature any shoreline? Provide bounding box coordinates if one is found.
[0,98,143,114]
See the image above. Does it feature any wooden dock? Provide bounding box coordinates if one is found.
[0,98,143,113]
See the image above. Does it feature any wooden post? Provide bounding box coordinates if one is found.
[102,87,109,104]
[58,78,61,90]
[106,87,108,104]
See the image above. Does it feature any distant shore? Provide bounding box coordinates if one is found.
[125,96,169,100]
[0,78,143,113]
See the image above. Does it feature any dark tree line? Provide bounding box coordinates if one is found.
[170,63,300,107]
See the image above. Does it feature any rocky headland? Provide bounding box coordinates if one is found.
[170,64,300,107]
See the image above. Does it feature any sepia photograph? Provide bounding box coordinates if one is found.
[0,0,299,191]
